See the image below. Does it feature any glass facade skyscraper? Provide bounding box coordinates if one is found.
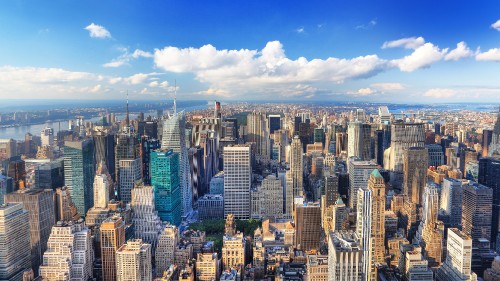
[151,149,181,225]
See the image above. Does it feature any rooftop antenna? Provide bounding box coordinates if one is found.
[173,79,177,115]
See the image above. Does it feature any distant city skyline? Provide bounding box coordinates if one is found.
[1,1,500,102]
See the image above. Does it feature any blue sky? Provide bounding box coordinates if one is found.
[1,0,500,102]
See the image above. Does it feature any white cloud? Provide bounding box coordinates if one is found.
[476,48,500,62]
[154,41,390,96]
[356,19,377,30]
[445,41,474,61]
[296,27,305,33]
[84,23,111,39]
[424,88,457,98]
[371,83,405,91]
[132,49,153,58]
[357,88,375,95]
[492,19,500,31]
[393,43,448,72]
[382,37,425,49]
[103,60,127,68]
[103,48,153,68]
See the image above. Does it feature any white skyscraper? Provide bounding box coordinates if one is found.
[348,122,371,160]
[356,187,372,280]
[119,158,142,203]
[161,111,193,217]
[39,220,94,281]
[131,183,163,253]
[155,225,179,277]
[93,161,111,209]
[378,106,391,124]
[348,158,378,210]
[224,145,251,219]
[116,239,152,281]
[436,228,477,281]
[247,112,270,159]
[41,127,54,147]
[328,231,363,281]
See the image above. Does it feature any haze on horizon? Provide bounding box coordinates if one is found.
[1,0,500,103]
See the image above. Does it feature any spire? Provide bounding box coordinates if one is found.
[124,91,130,129]
[173,79,177,115]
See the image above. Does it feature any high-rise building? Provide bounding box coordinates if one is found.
[417,184,443,267]
[289,136,303,198]
[115,132,137,188]
[119,158,142,204]
[0,203,32,281]
[328,231,363,281]
[139,137,161,185]
[250,175,284,220]
[39,220,94,281]
[221,232,246,271]
[324,174,339,207]
[347,122,371,160]
[156,225,179,277]
[93,130,116,181]
[426,144,444,167]
[247,112,270,159]
[482,129,493,157]
[368,169,386,267]
[478,157,500,248]
[379,106,391,124]
[151,149,181,225]
[404,249,434,281]
[198,194,224,220]
[436,228,476,281]
[268,114,281,134]
[196,253,220,281]
[100,216,125,281]
[356,187,372,278]
[294,202,321,251]
[64,139,95,215]
[348,158,378,210]
[484,256,500,281]
[306,254,328,281]
[223,145,251,219]
[488,107,500,157]
[54,186,80,222]
[41,127,54,147]
[462,182,493,247]
[440,178,464,227]
[4,189,56,275]
[403,147,428,205]
[116,239,152,281]
[161,111,192,217]
[130,182,163,253]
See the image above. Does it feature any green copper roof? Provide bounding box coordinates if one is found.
[371,169,383,178]
[335,197,344,205]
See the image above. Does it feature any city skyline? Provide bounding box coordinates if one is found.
[1,1,500,102]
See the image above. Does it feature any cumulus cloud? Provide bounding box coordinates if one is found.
[103,48,153,68]
[476,48,500,62]
[382,37,425,49]
[357,88,375,95]
[84,23,111,39]
[371,83,405,91]
[424,88,457,98]
[103,60,127,68]
[296,27,305,33]
[392,43,448,72]
[445,42,474,61]
[154,41,391,96]
[492,19,500,31]
[132,49,153,58]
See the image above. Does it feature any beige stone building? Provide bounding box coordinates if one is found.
[116,239,152,281]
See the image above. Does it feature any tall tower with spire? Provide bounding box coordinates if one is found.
[123,91,130,131]
[489,106,500,157]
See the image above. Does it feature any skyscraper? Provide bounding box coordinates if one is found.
[39,220,94,281]
[119,158,142,203]
[440,178,464,227]
[0,203,31,281]
[151,149,181,225]
[116,239,152,281]
[140,137,161,185]
[156,225,179,277]
[328,231,363,281]
[417,184,443,267]
[289,136,303,198]
[268,114,281,134]
[223,145,251,219]
[488,107,500,157]
[115,132,137,187]
[64,139,95,215]
[100,216,125,281]
[368,169,386,267]
[348,158,378,210]
[294,202,321,251]
[4,189,56,276]
[436,228,476,281]
[462,182,493,247]
[347,121,371,161]
[247,112,270,159]
[161,111,192,217]
[403,147,428,205]
[250,175,284,220]
[93,130,116,181]
[356,187,372,279]
[478,157,500,248]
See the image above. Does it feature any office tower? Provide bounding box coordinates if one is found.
[39,220,94,281]
[478,157,500,247]
[368,169,386,266]
[250,175,284,220]
[348,158,378,209]
[379,106,391,124]
[324,174,339,207]
[138,120,158,139]
[488,107,500,157]
[156,225,179,277]
[389,122,425,186]
[151,149,181,225]
[356,187,372,279]
[188,146,205,200]
[115,132,137,192]
[223,145,251,219]
[336,132,346,155]
[462,182,492,246]
[139,137,160,186]
[289,136,303,198]
[417,184,442,267]
[347,122,371,160]
[221,232,246,270]
[0,174,8,204]
[55,186,80,222]
[1,156,26,191]
[196,253,220,281]
[40,127,54,147]
[247,112,270,159]
[64,139,95,215]
[436,228,476,281]
[198,194,224,220]
[405,249,433,281]
[440,178,464,227]
[294,202,321,251]
[33,159,64,189]
[465,161,479,182]
[0,204,31,281]
[328,231,363,280]
[116,239,152,281]
[118,158,142,204]
[314,128,324,144]
[209,172,224,194]
[161,111,192,217]
[426,144,444,167]
[299,122,311,152]
[93,130,116,181]
[130,182,163,252]
[483,129,493,157]
[4,189,55,275]
[403,147,428,204]
[268,114,281,134]
[100,216,125,281]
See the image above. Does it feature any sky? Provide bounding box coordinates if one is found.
[1,0,500,103]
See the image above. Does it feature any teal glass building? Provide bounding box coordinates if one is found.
[151,149,181,225]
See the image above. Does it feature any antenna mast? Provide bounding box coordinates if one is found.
[173,79,177,115]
